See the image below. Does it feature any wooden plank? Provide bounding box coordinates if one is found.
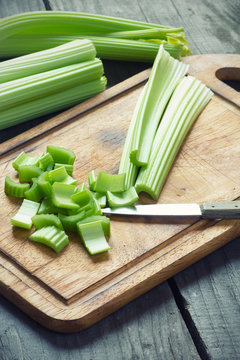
[173,236,240,359]
[0,0,45,17]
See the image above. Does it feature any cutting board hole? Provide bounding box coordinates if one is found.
[215,67,240,92]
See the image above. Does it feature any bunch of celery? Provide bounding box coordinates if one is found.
[0,39,106,130]
[119,45,213,200]
[0,11,191,61]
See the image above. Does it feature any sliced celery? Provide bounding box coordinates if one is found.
[107,187,139,208]
[18,165,43,182]
[29,225,69,253]
[77,215,110,237]
[77,221,110,255]
[32,214,63,230]
[37,171,52,198]
[135,76,213,200]
[129,45,189,166]
[12,151,40,170]
[4,176,30,198]
[88,170,96,191]
[58,210,86,232]
[47,145,76,165]
[0,76,107,130]
[0,59,103,112]
[38,152,54,171]
[94,171,126,194]
[49,166,77,185]
[54,163,73,176]
[38,198,60,215]
[85,197,102,217]
[11,199,40,229]
[71,189,93,211]
[93,192,107,208]
[51,183,79,210]
[0,39,96,83]
[24,177,43,202]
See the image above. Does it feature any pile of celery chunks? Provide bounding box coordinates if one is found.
[5,145,139,255]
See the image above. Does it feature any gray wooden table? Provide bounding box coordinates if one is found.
[0,1,239,359]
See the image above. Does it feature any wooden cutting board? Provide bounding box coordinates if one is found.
[0,54,239,333]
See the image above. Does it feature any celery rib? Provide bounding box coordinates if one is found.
[0,76,106,130]
[0,39,96,83]
[135,76,213,200]
[129,45,189,167]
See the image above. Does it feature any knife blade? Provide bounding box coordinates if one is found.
[102,201,240,220]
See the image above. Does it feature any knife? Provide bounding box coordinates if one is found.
[102,201,240,220]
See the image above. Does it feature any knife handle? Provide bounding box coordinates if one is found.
[200,201,240,219]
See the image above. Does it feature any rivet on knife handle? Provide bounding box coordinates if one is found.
[200,201,240,219]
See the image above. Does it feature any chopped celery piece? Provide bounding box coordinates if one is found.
[12,151,40,170]
[38,197,62,215]
[38,152,54,171]
[0,76,106,130]
[77,183,88,192]
[77,215,110,237]
[4,176,30,197]
[29,225,69,253]
[0,39,96,83]
[54,163,73,175]
[135,76,213,200]
[37,171,52,197]
[18,165,43,182]
[88,170,96,190]
[24,177,43,202]
[94,171,126,194]
[77,220,110,255]
[51,182,79,210]
[49,166,77,185]
[58,210,85,232]
[32,214,63,230]
[93,192,107,208]
[11,199,40,229]
[71,189,93,210]
[107,187,139,208]
[47,145,76,165]
[85,197,102,217]
[129,45,188,166]
[0,59,104,112]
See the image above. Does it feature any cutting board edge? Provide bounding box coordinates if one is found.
[0,218,239,333]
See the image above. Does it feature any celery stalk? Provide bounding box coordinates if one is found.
[0,59,104,112]
[0,76,106,130]
[0,11,190,60]
[135,76,213,200]
[129,45,189,166]
[0,35,183,61]
[0,39,96,83]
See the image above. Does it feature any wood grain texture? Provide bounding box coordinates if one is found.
[0,54,239,333]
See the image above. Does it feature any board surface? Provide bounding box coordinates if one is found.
[0,54,239,332]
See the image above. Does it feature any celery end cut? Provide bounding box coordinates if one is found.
[10,199,40,229]
[94,171,126,194]
[29,225,69,253]
[51,182,79,209]
[107,187,139,208]
[77,221,110,255]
